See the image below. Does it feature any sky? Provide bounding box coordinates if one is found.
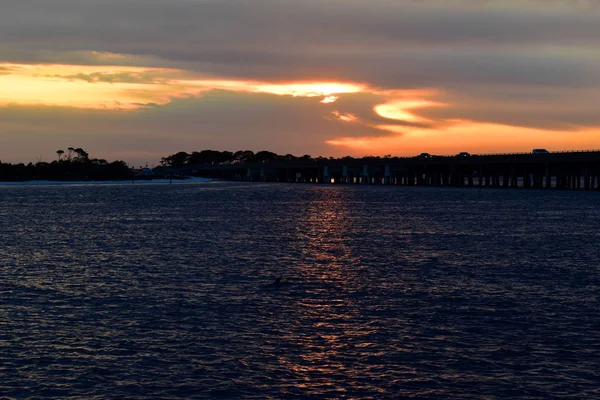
[1,0,599,165]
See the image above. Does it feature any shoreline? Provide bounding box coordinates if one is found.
[0,177,214,186]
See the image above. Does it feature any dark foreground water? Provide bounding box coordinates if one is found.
[1,182,599,399]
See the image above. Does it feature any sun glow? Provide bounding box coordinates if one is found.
[252,82,365,97]
[178,79,366,98]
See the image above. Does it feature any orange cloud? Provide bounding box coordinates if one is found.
[176,79,367,100]
[0,63,368,110]
[321,95,338,104]
[331,110,358,123]
[0,63,190,110]
[374,99,447,124]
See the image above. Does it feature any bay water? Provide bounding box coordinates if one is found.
[1,182,599,398]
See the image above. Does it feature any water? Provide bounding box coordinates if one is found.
[1,182,599,399]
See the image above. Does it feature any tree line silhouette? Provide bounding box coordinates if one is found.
[159,150,395,167]
[0,147,131,182]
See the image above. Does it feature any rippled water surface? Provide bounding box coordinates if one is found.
[1,182,599,399]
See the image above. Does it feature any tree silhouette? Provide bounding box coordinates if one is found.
[252,151,279,163]
[161,151,189,167]
[233,150,254,163]
[56,149,64,161]
[73,148,89,162]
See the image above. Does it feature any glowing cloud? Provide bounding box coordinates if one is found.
[91,51,130,61]
[0,63,190,110]
[179,80,366,98]
[0,63,368,110]
[321,95,338,104]
[252,82,364,97]
[374,99,447,124]
[331,110,358,123]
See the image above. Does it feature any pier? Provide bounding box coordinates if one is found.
[191,150,600,190]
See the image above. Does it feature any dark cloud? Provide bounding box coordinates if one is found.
[3,0,599,49]
[56,71,167,84]
[423,85,600,130]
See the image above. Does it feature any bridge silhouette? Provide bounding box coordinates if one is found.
[191,150,600,190]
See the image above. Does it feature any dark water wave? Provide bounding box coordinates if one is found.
[1,183,599,398]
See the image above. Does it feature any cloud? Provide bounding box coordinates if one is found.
[3,1,599,50]
[60,71,167,85]
[330,111,359,123]
[0,63,370,110]
[422,85,600,130]
[374,99,447,124]
[321,96,338,104]
[0,66,16,75]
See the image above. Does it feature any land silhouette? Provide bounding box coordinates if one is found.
[0,148,342,182]
[0,148,132,182]
[158,149,392,168]
[2,148,600,191]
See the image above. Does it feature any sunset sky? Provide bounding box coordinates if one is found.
[1,0,600,165]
